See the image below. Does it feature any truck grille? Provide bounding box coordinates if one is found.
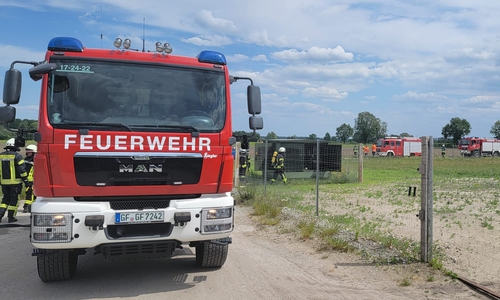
[74,152,202,186]
[100,241,177,260]
[106,223,173,239]
[110,200,171,210]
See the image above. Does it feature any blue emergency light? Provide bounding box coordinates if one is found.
[48,37,85,52]
[197,50,227,65]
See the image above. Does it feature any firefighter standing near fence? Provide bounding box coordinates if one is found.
[239,148,250,181]
[23,144,36,213]
[0,138,31,223]
[271,147,287,184]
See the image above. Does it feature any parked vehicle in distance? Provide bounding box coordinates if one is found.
[378,137,421,157]
[459,137,500,157]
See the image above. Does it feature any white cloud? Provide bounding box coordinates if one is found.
[181,35,232,47]
[392,91,450,103]
[302,86,348,101]
[271,46,354,62]
[195,9,238,33]
[252,54,268,62]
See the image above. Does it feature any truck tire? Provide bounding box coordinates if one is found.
[494,152,499,157]
[195,242,228,268]
[387,152,394,157]
[473,151,480,158]
[37,250,78,282]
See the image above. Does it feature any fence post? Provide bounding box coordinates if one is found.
[419,136,433,262]
[316,139,320,216]
[234,142,241,187]
[358,143,363,183]
[264,140,268,195]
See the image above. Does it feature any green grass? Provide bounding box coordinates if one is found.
[236,155,500,282]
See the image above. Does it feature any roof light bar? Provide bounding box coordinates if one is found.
[155,41,173,54]
[47,37,84,52]
[197,51,227,65]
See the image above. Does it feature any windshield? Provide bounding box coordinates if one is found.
[460,139,470,145]
[47,59,226,132]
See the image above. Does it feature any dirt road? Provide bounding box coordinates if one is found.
[0,206,485,299]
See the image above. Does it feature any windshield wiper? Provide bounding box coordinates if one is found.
[129,124,199,132]
[60,122,134,132]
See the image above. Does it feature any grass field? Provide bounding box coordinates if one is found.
[237,154,500,287]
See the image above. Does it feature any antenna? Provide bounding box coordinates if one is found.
[142,18,145,52]
[100,7,103,48]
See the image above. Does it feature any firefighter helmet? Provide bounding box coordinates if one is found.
[278,147,286,153]
[26,144,37,153]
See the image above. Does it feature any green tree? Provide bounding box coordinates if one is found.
[490,120,500,139]
[266,131,278,139]
[441,117,471,144]
[336,123,353,143]
[308,133,317,140]
[352,112,387,144]
[400,132,413,137]
[324,132,331,141]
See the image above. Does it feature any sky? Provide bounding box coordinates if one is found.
[1,0,500,139]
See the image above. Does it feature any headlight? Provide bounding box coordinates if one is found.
[200,207,233,235]
[31,213,73,243]
[206,208,232,219]
[34,214,69,226]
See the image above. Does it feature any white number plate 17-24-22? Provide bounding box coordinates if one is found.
[115,211,164,224]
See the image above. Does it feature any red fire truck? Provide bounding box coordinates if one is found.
[0,37,262,281]
[378,137,422,157]
[459,137,500,157]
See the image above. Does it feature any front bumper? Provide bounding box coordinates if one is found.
[30,193,234,250]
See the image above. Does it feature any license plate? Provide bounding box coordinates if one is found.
[115,211,164,224]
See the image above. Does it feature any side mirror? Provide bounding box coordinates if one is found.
[29,62,57,81]
[3,69,22,105]
[247,85,261,115]
[249,116,263,130]
[0,106,16,123]
[15,136,26,148]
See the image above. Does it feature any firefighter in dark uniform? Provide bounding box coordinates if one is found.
[0,138,31,223]
[239,149,250,181]
[271,147,287,184]
[23,144,37,213]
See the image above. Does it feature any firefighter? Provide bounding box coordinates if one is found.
[441,144,446,158]
[353,145,358,157]
[271,147,287,184]
[0,138,31,223]
[363,145,369,156]
[239,149,249,181]
[23,144,37,213]
[372,143,377,156]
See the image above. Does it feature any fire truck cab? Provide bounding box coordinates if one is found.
[0,37,263,281]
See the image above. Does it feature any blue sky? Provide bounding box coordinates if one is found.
[1,0,500,139]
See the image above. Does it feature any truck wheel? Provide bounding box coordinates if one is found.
[494,152,499,157]
[195,242,228,268]
[473,151,480,158]
[388,152,394,157]
[37,250,78,282]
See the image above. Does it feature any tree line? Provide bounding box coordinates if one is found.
[260,112,500,145]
